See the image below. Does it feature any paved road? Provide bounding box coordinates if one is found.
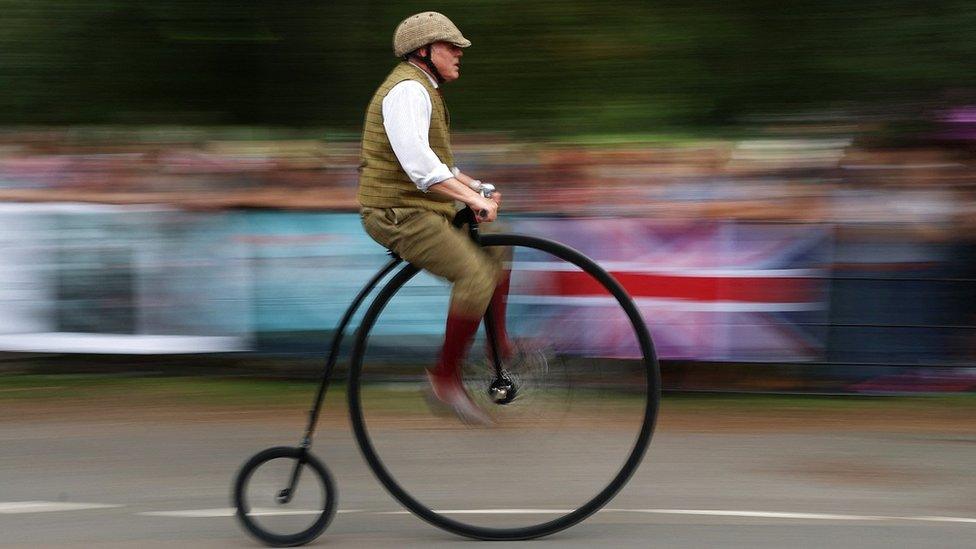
[2,399,975,548]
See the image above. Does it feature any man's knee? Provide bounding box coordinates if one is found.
[450,256,501,316]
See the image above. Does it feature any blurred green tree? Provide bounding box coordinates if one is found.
[1,1,974,135]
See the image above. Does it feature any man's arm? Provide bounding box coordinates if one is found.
[452,170,503,209]
[382,81,456,190]
[453,170,480,190]
[428,177,498,222]
[382,81,498,221]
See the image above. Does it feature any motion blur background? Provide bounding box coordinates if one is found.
[1,1,974,393]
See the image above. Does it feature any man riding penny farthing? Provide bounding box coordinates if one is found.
[233,12,659,547]
[358,11,508,426]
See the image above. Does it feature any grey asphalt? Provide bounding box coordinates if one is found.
[2,402,975,548]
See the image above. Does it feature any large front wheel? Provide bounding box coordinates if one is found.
[348,233,660,540]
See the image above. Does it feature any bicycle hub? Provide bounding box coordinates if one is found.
[488,377,517,405]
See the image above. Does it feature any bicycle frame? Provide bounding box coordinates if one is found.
[277,253,401,504]
[298,254,402,451]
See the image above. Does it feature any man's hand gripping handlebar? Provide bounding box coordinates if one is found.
[474,182,497,222]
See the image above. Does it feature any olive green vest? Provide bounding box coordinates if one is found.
[357,62,456,216]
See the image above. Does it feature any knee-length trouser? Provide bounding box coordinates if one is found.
[360,206,504,317]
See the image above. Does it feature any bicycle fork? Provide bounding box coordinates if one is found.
[466,215,517,404]
[276,447,306,504]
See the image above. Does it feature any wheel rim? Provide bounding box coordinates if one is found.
[348,234,659,540]
[234,447,336,547]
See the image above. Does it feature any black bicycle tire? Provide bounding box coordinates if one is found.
[348,233,660,541]
[233,446,338,547]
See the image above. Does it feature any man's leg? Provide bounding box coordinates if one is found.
[425,244,499,423]
[370,207,500,423]
[427,311,481,403]
[485,266,512,362]
[479,224,514,362]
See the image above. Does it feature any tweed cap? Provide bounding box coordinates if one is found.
[393,12,471,57]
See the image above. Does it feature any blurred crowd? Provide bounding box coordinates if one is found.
[1,126,974,242]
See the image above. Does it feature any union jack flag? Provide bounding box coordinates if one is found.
[508,218,831,361]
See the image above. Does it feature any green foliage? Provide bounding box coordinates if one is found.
[1,1,975,134]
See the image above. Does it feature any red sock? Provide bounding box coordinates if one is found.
[431,311,482,380]
[486,270,513,362]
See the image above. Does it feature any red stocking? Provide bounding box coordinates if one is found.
[486,269,513,362]
[431,311,482,381]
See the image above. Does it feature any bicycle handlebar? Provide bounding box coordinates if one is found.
[475,182,496,221]
[452,206,477,228]
[452,183,497,225]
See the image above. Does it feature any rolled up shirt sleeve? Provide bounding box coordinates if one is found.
[382,80,457,192]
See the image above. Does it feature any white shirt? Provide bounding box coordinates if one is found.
[381,64,459,192]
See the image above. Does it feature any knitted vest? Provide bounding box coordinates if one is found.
[357,62,456,216]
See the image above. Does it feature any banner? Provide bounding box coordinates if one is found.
[0,207,831,361]
[515,218,831,361]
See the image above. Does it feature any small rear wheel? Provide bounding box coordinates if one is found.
[233,446,337,547]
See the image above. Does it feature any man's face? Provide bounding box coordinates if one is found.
[426,41,464,83]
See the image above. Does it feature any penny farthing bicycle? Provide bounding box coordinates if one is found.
[233,187,660,546]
